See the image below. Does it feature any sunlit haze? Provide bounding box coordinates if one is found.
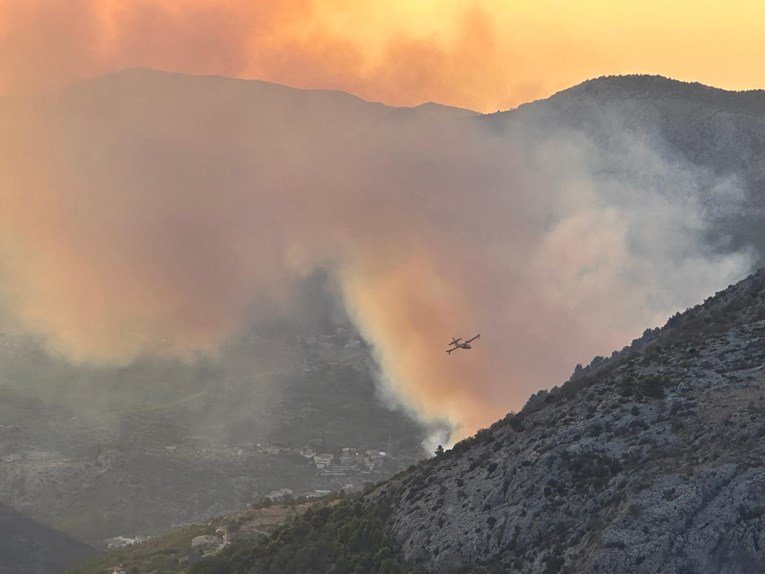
[1,0,764,111]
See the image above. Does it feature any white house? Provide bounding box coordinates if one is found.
[313,453,334,469]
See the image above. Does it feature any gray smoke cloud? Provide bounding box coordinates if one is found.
[0,70,754,435]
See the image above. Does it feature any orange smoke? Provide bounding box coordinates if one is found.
[0,70,752,435]
[1,1,764,112]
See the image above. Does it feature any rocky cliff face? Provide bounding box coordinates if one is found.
[369,269,765,573]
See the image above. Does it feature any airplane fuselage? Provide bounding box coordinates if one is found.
[447,342,472,353]
[446,334,480,354]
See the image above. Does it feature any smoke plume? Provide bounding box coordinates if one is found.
[0,70,753,434]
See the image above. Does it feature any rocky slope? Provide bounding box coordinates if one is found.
[365,268,765,573]
[0,502,95,574]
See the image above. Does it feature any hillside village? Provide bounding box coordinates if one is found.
[0,304,427,547]
[0,428,413,547]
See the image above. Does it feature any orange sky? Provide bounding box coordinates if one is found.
[1,0,763,111]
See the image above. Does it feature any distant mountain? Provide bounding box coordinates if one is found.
[192,268,765,572]
[0,502,94,574]
[490,75,765,259]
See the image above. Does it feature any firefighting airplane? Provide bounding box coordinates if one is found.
[446,334,480,354]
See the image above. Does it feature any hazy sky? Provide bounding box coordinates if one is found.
[1,0,763,111]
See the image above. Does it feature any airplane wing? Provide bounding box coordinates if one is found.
[466,334,480,343]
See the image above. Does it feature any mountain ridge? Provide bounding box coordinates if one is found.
[498,74,765,117]
[20,67,765,118]
[42,67,477,120]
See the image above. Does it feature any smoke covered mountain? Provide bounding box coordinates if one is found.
[1,71,764,557]
[491,75,765,259]
[0,69,759,433]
